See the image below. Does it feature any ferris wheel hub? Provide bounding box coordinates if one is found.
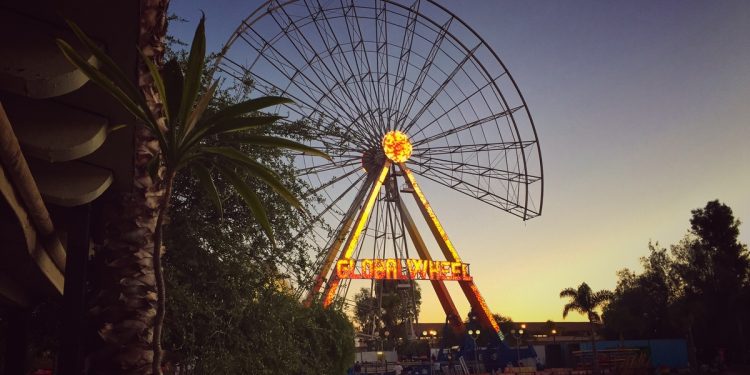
[382,130,413,163]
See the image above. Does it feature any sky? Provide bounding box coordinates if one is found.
[169,1,750,323]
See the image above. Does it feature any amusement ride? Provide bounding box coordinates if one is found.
[218,0,544,365]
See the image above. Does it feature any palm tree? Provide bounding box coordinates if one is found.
[57,15,328,375]
[560,282,613,374]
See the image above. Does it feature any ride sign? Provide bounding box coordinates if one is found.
[335,258,472,281]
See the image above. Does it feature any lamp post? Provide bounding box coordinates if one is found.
[384,330,390,373]
[551,329,557,343]
[511,327,524,366]
[468,329,481,374]
[423,330,437,375]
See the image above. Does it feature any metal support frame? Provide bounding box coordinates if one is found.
[396,197,464,332]
[399,163,501,335]
[313,160,500,336]
[304,175,374,306]
[322,161,391,307]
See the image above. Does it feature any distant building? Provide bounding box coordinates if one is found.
[412,321,601,343]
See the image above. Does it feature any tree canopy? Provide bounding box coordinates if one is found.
[603,200,749,366]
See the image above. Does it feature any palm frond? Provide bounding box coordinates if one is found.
[562,302,581,318]
[592,290,614,305]
[559,288,577,299]
[232,135,331,160]
[139,48,170,123]
[63,20,147,114]
[182,115,284,153]
[56,40,152,127]
[162,59,184,126]
[183,80,218,139]
[177,13,206,129]
[200,96,292,127]
[202,147,301,208]
[192,163,222,216]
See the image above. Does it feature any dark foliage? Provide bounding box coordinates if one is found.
[603,200,749,367]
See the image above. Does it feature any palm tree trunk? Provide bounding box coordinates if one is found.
[87,1,169,374]
[590,321,599,375]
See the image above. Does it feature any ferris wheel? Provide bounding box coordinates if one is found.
[218,0,543,335]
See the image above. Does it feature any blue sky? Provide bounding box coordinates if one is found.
[169,1,750,322]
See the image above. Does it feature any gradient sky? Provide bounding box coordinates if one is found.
[170,1,750,323]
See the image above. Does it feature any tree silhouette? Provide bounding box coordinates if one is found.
[560,282,612,374]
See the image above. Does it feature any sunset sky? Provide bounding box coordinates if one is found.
[170,1,750,323]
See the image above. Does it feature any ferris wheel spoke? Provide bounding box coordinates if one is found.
[239,27,379,142]
[339,1,382,131]
[303,167,363,198]
[375,0,393,130]
[296,156,360,176]
[272,1,383,140]
[401,43,480,134]
[413,141,536,156]
[308,1,383,136]
[303,4,389,148]
[395,16,453,127]
[235,60,377,145]
[223,66,374,148]
[405,72,506,142]
[411,155,540,184]
[409,162,535,219]
[390,0,420,120]
[350,3,388,136]
[412,105,524,147]
[297,172,368,239]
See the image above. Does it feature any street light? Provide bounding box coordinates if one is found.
[510,327,524,366]
[468,329,481,374]
[551,329,557,343]
[383,331,390,373]
[422,330,437,375]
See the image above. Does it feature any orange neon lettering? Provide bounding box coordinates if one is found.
[335,259,471,281]
[361,259,373,279]
[462,264,472,281]
[407,259,425,279]
[429,260,441,280]
[336,259,351,279]
[385,258,399,279]
[373,259,386,279]
[450,262,462,281]
[441,261,452,279]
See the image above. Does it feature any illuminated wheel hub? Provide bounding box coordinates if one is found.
[382,130,412,163]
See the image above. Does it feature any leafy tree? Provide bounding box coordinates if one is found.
[602,242,680,340]
[671,200,749,365]
[490,314,516,346]
[353,281,422,347]
[560,282,612,374]
[58,16,328,373]
[602,200,749,367]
